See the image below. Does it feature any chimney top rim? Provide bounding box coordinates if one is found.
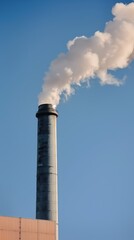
[36,104,58,118]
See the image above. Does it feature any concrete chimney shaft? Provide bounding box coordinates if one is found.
[36,104,58,239]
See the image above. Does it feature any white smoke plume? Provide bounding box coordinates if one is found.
[39,2,134,106]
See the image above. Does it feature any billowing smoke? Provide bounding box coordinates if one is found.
[39,2,134,106]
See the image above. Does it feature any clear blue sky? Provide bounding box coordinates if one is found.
[0,0,134,239]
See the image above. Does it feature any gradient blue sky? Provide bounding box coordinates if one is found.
[0,0,134,239]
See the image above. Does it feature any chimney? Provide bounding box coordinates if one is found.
[36,104,58,239]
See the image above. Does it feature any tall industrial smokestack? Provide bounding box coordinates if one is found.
[36,104,58,239]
